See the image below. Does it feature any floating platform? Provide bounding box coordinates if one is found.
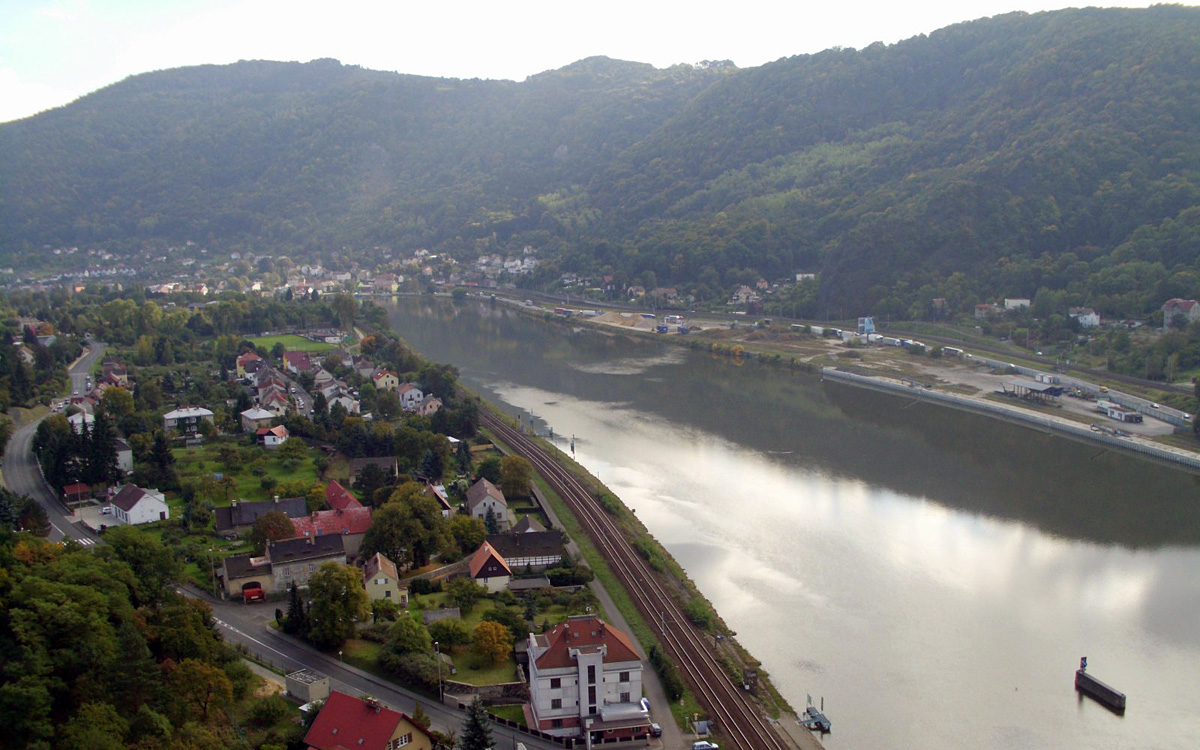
[800,707,831,733]
[1076,669,1126,712]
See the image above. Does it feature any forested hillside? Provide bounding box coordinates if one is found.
[3,6,1200,318]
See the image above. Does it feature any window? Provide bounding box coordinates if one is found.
[384,590,391,598]
[587,665,596,683]
[588,686,596,704]
[308,563,315,572]
[395,732,412,747]
[620,692,631,703]
[619,671,630,682]
[550,678,561,689]
[551,699,562,709]
[552,719,563,729]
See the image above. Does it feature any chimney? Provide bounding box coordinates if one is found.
[273,495,279,504]
[231,498,238,507]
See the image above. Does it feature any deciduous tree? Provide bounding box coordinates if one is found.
[305,562,370,650]
[472,621,513,665]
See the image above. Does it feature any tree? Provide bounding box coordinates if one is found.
[100,386,135,420]
[85,411,122,486]
[276,435,309,462]
[475,456,501,483]
[305,562,370,650]
[483,507,499,535]
[16,495,50,536]
[482,607,528,643]
[455,439,473,474]
[428,617,472,648]
[445,577,484,613]
[472,621,513,665]
[499,455,533,498]
[372,598,400,624]
[146,431,178,489]
[360,489,450,568]
[420,448,443,481]
[250,510,295,553]
[448,515,486,556]
[284,581,307,635]
[458,697,493,750]
[354,462,391,505]
[103,525,181,604]
[387,616,433,655]
[169,659,234,723]
[59,702,129,750]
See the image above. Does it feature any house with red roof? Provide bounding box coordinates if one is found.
[372,368,400,392]
[282,350,315,375]
[468,541,512,593]
[289,506,373,560]
[397,382,424,410]
[304,691,433,750]
[1161,298,1200,330]
[256,424,290,449]
[525,614,649,740]
[325,479,363,511]
[236,351,263,378]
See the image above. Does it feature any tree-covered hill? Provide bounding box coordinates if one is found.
[4,6,1200,318]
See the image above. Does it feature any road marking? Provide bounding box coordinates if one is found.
[75,538,95,546]
[212,618,299,665]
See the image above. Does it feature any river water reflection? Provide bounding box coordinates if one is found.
[386,298,1200,750]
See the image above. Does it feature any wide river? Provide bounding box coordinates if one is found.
[385,298,1200,750]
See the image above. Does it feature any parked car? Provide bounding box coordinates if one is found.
[693,742,719,750]
[100,506,112,515]
[649,722,662,737]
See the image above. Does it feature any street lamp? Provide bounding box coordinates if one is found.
[434,641,444,704]
[208,548,217,595]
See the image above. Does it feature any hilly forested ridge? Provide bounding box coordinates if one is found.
[3,6,1200,318]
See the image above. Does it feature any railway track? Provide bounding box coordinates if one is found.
[480,411,795,750]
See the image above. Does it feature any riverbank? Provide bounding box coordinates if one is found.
[501,298,1200,472]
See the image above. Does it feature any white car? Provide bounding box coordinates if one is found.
[693,742,719,750]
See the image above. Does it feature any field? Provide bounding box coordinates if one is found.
[249,334,339,353]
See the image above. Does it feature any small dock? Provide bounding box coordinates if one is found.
[1075,667,1126,712]
[800,706,831,733]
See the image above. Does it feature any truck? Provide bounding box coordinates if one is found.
[656,325,669,333]
[664,314,684,325]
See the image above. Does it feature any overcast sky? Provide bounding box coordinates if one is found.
[0,1,1159,123]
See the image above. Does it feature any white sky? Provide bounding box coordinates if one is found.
[0,1,1160,123]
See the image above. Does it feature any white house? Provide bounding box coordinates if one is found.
[257,424,290,448]
[1004,298,1031,310]
[526,615,649,740]
[466,478,508,529]
[240,407,276,433]
[1069,307,1101,328]
[163,406,214,435]
[109,485,169,525]
[115,438,133,475]
[67,412,95,434]
[397,383,424,410]
[468,541,512,593]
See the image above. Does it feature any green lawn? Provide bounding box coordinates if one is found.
[341,639,387,677]
[172,439,322,504]
[487,704,526,725]
[449,647,518,685]
[249,334,339,353]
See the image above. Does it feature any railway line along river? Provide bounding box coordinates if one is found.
[385,297,1200,750]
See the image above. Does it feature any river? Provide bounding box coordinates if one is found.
[385,297,1200,750]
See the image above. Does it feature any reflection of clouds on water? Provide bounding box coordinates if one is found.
[568,348,687,375]
[793,658,825,675]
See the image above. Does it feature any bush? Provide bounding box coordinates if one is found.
[649,646,684,701]
[260,476,278,491]
[546,565,594,587]
[409,578,442,595]
[250,694,292,726]
[360,624,392,644]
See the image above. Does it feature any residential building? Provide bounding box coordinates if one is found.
[526,615,648,740]
[425,484,453,518]
[221,535,347,596]
[236,351,263,378]
[416,395,442,416]
[213,496,309,536]
[347,456,399,485]
[468,541,512,593]
[362,552,409,605]
[485,531,565,570]
[1069,307,1101,328]
[1161,298,1200,330]
[289,506,373,560]
[512,516,547,534]
[67,411,94,434]
[256,424,290,448]
[162,406,215,435]
[109,485,170,525]
[372,369,400,392]
[398,383,424,410]
[465,478,508,529]
[115,438,133,474]
[1004,298,1031,310]
[325,480,363,511]
[240,407,276,433]
[304,691,433,750]
[282,350,315,375]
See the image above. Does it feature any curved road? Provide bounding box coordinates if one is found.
[4,341,107,545]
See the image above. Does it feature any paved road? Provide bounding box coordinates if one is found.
[4,341,107,545]
[184,585,567,750]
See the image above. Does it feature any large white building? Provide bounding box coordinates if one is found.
[526,615,650,742]
[109,485,169,525]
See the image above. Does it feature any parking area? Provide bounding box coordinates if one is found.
[75,502,122,532]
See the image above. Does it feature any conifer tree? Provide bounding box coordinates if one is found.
[458,697,493,750]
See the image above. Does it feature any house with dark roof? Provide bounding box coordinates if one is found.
[526,614,648,740]
[468,541,512,593]
[512,515,547,534]
[213,496,309,536]
[325,480,363,511]
[289,506,373,560]
[466,478,508,529]
[108,484,169,525]
[304,691,433,750]
[485,530,565,571]
[220,535,346,596]
[236,351,263,378]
